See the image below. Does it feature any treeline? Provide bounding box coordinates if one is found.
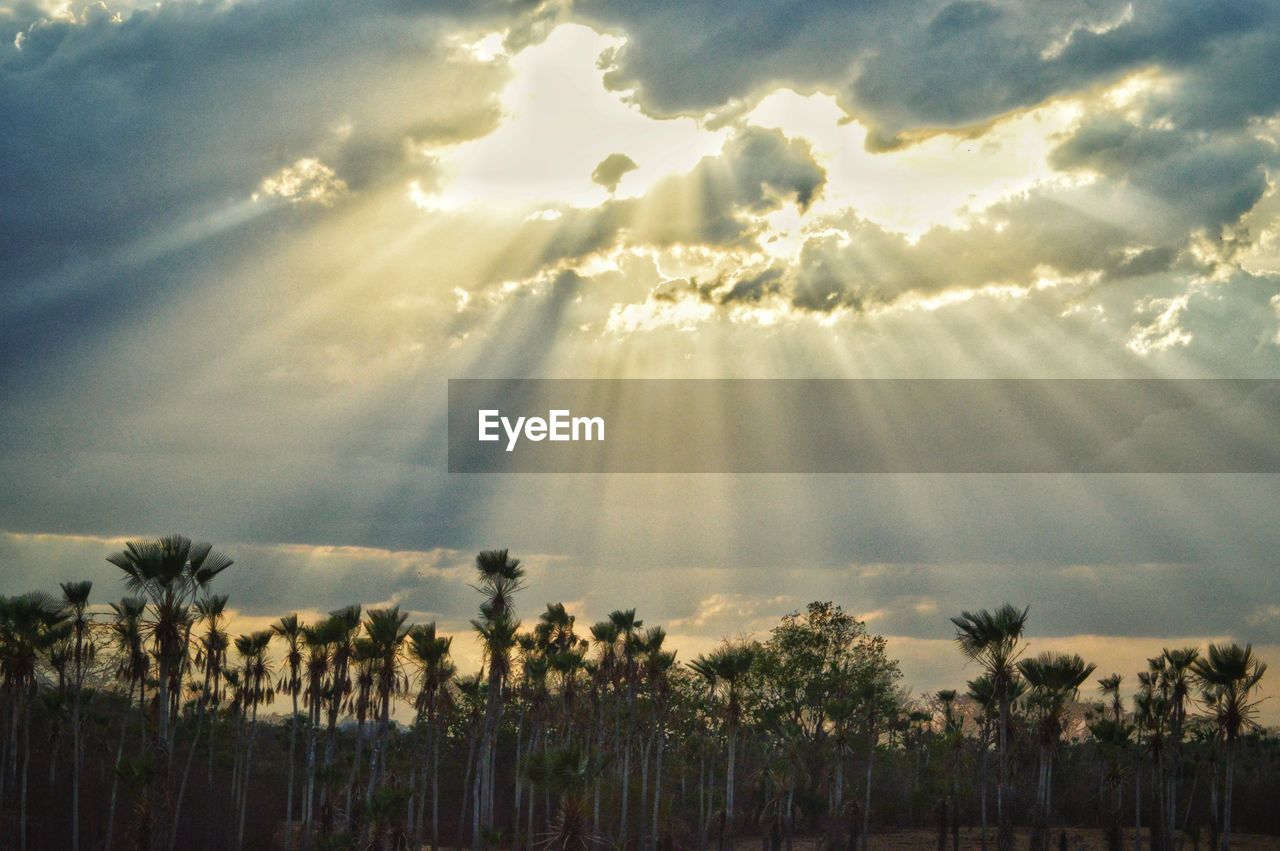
[0,535,1275,851]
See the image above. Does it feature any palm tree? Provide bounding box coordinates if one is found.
[1160,647,1198,851]
[363,606,410,808]
[300,618,338,850]
[104,596,148,851]
[0,592,69,851]
[274,613,306,846]
[695,642,758,851]
[966,674,999,851]
[471,549,525,845]
[347,637,378,826]
[106,534,234,848]
[171,593,229,850]
[58,580,94,851]
[234,629,275,850]
[609,608,643,848]
[408,622,454,850]
[472,606,521,846]
[951,604,1028,851]
[1192,643,1267,851]
[642,631,676,851]
[1017,651,1096,851]
[588,618,620,836]
[320,604,361,831]
[1098,674,1124,724]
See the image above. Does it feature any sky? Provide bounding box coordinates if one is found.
[2,0,1280,719]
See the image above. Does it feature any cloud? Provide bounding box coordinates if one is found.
[576,0,1280,147]
[253,158,349,207]
[1,0,515,311]
[591,152,638,192]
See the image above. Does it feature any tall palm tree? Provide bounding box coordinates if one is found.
[695,642,758,851]
[966,673,999,851]
[364,606,410,807]
[587,619,620,836]
[104,596,148,851]
[321,604,361,830]
[171,593,229,850]
[234,629,275,850]
[274,613,306,846]
[609,608,643,848]
[59,580,94,851]
[951,604,1028,851]
[1018,651,1096,851]
[300,618,338,850]
[1161,647,1198,851]
[347,637,378,826]
[472,606,521,846]
[0,592,69,851]
[106,534,234,849]
[408,622,454,850]
[1192,643,1267,851]
[642,630,676,851]
[471,549,525,845]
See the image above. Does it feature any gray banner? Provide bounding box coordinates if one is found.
[447,379,1280,473]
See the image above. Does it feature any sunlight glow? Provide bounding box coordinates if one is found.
[420,24,726,212]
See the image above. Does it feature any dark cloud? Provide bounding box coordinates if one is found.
[576,0,1280,147]
[590,152,638,192]
[1,0,515,311]
[1050,113,1275,235]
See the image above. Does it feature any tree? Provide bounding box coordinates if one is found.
[106,534,234,849]
[0,592,69,851]
[104,596,148,851]
[408,621,454,850]
[694,641,758,851]
[951,604,1028,851]
[274,613,306,846]
[233,629,275,850]
[364,606,410,808]
[59,580,94,851]
[471,549,525,846]
[1192,643,1266,851]
[1017,651,1096,851]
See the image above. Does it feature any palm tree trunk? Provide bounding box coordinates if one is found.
[979,731,989,851]
[652,728,665,850]
[640,738,651,849]
[724,728,736,851]
[621,736,632,848]
[1222,745,1234,851]
[861,729,874,851]
[525,781,535,851]
[287,689,300,847]
[71,679,82,851]
[461,735,477,847]
[348,719,366,828]
[997,696,1012,851]
[105,682,134,851]
[512,708,525,851]
[19,696,31,849]
[303,704,320,851]
[151,653,174,851]
[170,708,206,850]
[238,701,261,851]
[432,720,442,851]
[1134,770,1141,851]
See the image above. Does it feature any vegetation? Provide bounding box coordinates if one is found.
[0,535,1275,850]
